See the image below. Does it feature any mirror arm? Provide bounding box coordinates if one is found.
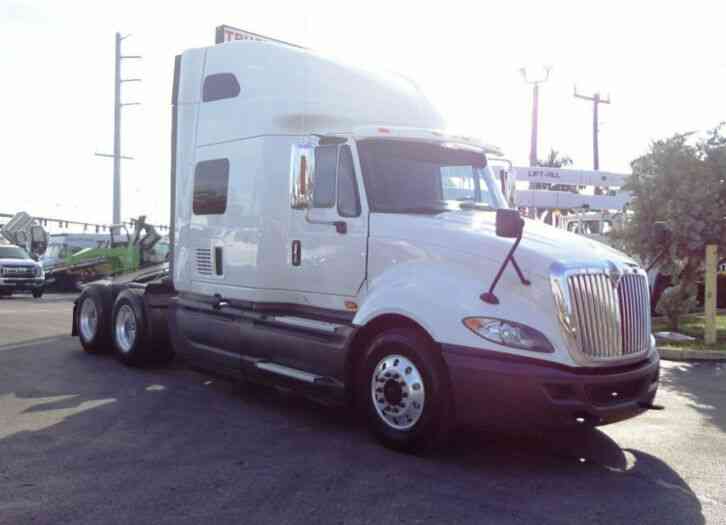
[481,232,530,305]
[509,254,531,286]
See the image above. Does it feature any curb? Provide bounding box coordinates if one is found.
[657,347,726,362]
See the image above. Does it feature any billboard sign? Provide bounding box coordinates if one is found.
[215,25,302,48]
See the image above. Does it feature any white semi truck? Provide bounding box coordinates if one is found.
[72,40,659,451]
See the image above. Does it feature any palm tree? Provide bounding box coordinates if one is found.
[532,148,574,190]
[536,148,573,168]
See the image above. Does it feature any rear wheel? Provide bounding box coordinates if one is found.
[77,286,111,353]
[358,328,452,453]
[111,290,172,366]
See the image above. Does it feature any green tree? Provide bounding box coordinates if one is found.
[613,125,726,330]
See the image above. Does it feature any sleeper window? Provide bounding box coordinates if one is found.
[313,145,337,208]
[193,158,229,215]
[202,73,241,102]
[337,146,361,217]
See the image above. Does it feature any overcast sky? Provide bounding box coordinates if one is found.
[1,0,725,228]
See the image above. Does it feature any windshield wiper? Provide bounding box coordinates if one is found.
[458,201,495,211]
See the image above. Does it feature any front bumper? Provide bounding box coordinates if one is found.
[0,277,45,292]
[441,344,659,428]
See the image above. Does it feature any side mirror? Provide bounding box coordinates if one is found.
[29,225,48,258]
[290,144,315,209]
[653,221,670,245]
[495,209,524,239]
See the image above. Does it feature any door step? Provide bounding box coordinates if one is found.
[254,361,340,388]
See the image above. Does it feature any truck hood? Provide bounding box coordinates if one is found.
[0,258,37,266]
[369,211,637,278]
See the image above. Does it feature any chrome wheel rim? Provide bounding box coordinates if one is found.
[371,354,425,431]
[79,298,98,342]
[115,304,137,353]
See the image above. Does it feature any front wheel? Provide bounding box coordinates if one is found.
[358,328,452,452]
[32,289,43,299]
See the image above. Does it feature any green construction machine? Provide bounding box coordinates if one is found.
[44,216,168,291]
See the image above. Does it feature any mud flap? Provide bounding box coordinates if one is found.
[71,299,78,336]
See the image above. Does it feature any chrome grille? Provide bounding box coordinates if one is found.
[619,274,651,355]
[1,265,35,278]
[195,249,213,276]
[566,271,650,360]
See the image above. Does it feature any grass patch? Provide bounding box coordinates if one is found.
[652,313,726,352]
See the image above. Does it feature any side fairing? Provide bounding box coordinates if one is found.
[173,48,206,292]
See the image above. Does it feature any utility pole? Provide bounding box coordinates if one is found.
[520,66,552,166]
[95,32,141,225]
[574,87,610,170]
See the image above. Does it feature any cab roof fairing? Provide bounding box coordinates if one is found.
[312,125,503,157]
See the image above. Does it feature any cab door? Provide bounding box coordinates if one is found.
[270,142,367,377]
[287,142,367,300]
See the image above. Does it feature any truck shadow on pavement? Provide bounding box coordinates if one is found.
[659,361,726,433]
[0,338,706,525]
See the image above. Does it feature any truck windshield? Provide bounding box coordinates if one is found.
[357,139,506,214]
[0,246,30,259]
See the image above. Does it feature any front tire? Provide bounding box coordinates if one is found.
[32,289,43,299]
[358,328,452,453]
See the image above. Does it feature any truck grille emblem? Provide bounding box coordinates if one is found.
[607,261,623,289]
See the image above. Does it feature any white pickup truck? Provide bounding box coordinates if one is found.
[0,241,44,298]
[72,40,659,451]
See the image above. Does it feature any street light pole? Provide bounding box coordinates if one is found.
[96,32,142,225]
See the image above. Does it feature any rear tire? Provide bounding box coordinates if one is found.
[358,328,452,453]
[111,289,172,367]
[76,286,112,353]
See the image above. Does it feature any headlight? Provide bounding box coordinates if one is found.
[35,265,43,278]
[462,317,554,353]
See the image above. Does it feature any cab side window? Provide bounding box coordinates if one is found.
[193,158,230,215]
[337,146,361,217]
[313,146,337,208]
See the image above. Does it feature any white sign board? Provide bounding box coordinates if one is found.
[512,167,629,188]
[215,25,302,48]
[515,189,631,211]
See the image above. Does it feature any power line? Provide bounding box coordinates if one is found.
[574,86,611,171]
[0,212,168,233]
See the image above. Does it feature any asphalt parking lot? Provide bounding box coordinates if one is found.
[1,294,725,525]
